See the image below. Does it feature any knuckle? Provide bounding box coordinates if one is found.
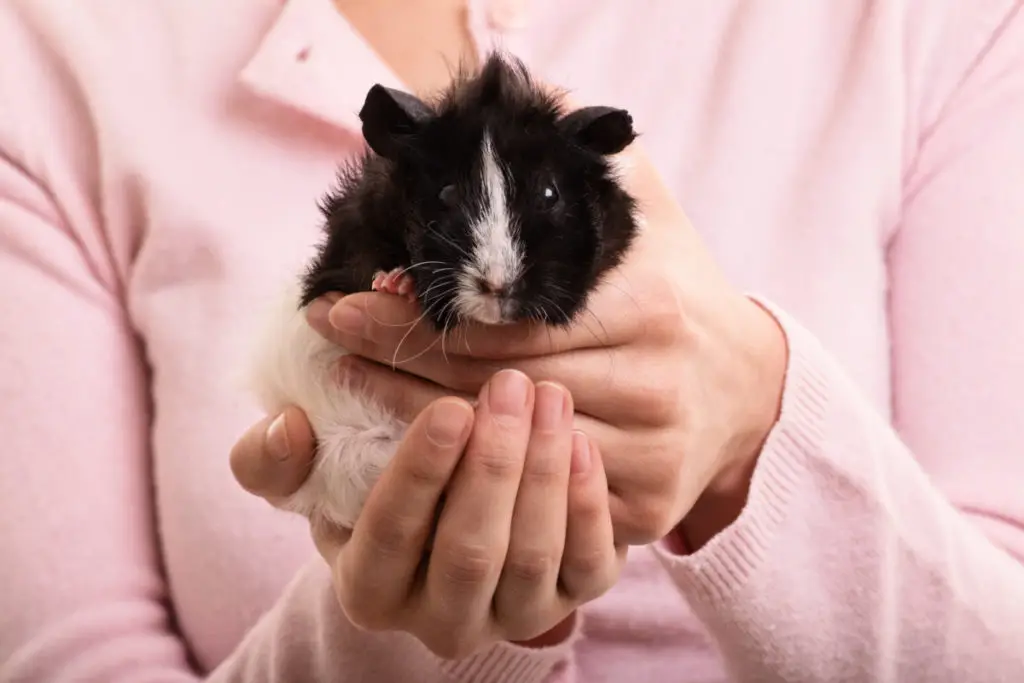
[641,447,682,495]
[437,540,500,587]
[520,452,565,486]
[569,487,607,526]
[504,547,557,585]
[470,441,524,480]
[622,496,676,544]
[564,545,610,580]
[403,452,452,489]
[646,300,689,342]
[363,506,421,558]
[636,384,682,426]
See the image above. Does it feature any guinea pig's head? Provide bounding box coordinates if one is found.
[359,54,640,329]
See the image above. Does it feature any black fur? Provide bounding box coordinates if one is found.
[299,52,640,329]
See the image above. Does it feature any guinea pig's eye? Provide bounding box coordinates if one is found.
[439,184,458,207]
[541,182,560,207]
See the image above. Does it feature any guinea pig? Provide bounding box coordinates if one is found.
[246,52,641,530]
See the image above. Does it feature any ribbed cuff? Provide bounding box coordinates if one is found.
[435,614,581,683]
[651,295,829,604]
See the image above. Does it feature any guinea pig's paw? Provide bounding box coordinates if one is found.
[371,268,416,301]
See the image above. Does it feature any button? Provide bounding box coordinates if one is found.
[487,0,528,30]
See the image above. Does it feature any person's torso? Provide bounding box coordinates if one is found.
[9,0,952,678]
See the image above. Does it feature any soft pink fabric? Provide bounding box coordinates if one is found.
[2,0,1024,681]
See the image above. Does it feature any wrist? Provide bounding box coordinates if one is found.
[676,449,758,551]
[677,296,788,552]
[734,296,788,468]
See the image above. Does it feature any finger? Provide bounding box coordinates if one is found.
[336,355,472,423]
[339,397,474,628]
[494,382,574,639]
[422,369,534,637]
[229,406,316,504]
[559,414,678,547]
[560,434,624,603]
[330,334,665,429]
[319,287,643,361]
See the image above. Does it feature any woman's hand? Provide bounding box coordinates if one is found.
[230,370,625,658]
[303,147,789,550]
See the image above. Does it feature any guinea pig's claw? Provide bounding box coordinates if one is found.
[371,268,416,301]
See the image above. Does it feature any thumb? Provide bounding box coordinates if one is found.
[230,405,317,504]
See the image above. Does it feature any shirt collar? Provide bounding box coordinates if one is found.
[238,0,405,132]
[238,0,533,132]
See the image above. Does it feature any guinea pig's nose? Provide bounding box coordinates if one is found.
[475,276,511,297]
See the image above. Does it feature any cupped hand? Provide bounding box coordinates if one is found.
[303,146,789,550]
[230,370,624,659]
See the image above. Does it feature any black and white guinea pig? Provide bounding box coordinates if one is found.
[247,52,641,529]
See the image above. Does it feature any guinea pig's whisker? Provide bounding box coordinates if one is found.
[420,275,455,301]
[390,309,441,368]
[437,301,461,362]
[392,333,443,368]
[536,313,556,351]
[580,306,612,347]
[415,274,461,363]
[439,295,467,363]
[536,294,569,326]
[400,260,446,273]
[572,302,618,377]
[539,291,607,347]
[456,322,473,357]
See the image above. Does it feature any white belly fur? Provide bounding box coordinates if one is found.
[245,280,407,529]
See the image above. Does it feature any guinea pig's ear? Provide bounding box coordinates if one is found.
[557,106,637,156]
[358,84,433,159]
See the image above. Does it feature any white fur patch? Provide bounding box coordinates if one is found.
[245,280,407,529]
[455,131,524,324]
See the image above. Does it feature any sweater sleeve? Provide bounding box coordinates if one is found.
[651,3,1024,682]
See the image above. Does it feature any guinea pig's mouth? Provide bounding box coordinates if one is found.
[456,291,519,326]
[451,266,523,326]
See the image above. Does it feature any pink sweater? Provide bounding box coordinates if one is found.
[2,0,1024,681]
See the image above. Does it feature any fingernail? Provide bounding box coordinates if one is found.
[427,399,472,446]
[266,413,291,462]
[329,302,364,335]
[534,382,566,431]
[324,292,343,303]
[488,369,531,416]
[570,431,591,475]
